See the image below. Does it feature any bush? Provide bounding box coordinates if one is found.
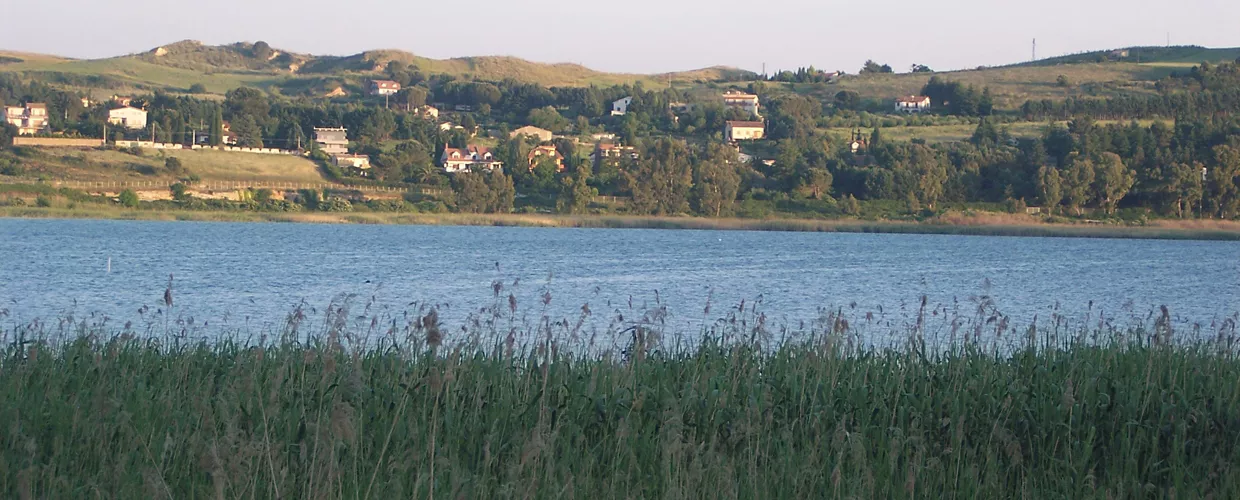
[164,156,183,172]
[188,83,207,94]
[35,195,52,208]
[318,198,353,212]
[118,189,140,208]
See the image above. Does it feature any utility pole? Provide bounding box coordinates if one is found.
[1032,39,1037,62]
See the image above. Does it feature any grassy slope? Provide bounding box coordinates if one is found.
[4,147,328,184]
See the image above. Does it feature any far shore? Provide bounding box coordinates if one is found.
[4,206,1240,241]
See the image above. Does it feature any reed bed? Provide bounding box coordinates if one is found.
[5,206,1240,240]
[2,296,1240,499]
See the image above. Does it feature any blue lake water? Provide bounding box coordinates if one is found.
[1,218,1238,345]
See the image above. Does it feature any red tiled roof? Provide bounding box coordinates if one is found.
[896,95,930,103]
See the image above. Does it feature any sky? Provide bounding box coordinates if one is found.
[3,0,1239,75]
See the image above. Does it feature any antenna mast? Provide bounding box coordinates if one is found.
[1032,39,1037,62]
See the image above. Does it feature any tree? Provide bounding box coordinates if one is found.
[910,64,933,73]
[834,90,862,110]
[1063,157,1096,216]
[209,106,224,147]
[188,83,207,94]
[840,194,862,215]
[860,60,894,74]
[910,145,947,210]
[118,189,140,208]
[169,182,190,202]
[252,41,273,61]
[693,145,742,216]
[452,172,493,213]
[1208,145,1240,218]
[1036,166,1063,214]
[232,115,264,148]
[1093,152,1135,215]
[164,156,183,172]
[396,87,427,111]
[528,106,568,132]
[625,138,693,215]
[556,169,596,214]
[1056,75,1071,87]
[486,171,516,213]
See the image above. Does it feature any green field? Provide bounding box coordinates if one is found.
[3,302,1239,498]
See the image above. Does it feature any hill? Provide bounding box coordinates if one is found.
[1015,45,1240,68]
[0,41,756,97]
[0,41,1236,112]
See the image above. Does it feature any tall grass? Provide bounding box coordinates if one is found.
[2,296,1239,498]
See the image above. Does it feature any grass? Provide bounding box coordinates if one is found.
[4,205,1240,241]
[3,147,328,184]
[760,63,1174,111]
[2,291,1240,497]
[824,119,1171,144]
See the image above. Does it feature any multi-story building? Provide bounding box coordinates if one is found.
[4,103,49,135]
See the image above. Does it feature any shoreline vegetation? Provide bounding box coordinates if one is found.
[4,205,1240,240]
[3,301,1240,497]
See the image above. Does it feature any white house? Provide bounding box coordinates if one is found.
[440,145,503,173]
[725,120,765,142]
[368,80,401,96]
[332,154,371,172]
[611,96,633,116]
[4,103,49,135]
[722,90,761,117]
[107,107,148,130]
[313,127,349,155]
[894,96,931,113]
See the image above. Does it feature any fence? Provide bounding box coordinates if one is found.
[13,137,105,147]
[44,179,442,195]
[114,141,185,150]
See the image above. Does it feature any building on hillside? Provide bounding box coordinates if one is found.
[669,102,694,113]
[454,104,473,112]
[527,144,565,171]
[589,142,638,169]
[111,95,134,107]
[80,97,92,108]
[510,125,553,142]
[848,129,869,154]
[313,127,349,155]
[197,121,239,145]
[1109,49,1130,59]
[108,106,148,130]
[324,87,348,98]
[332,154,371,175]
[368,80,401,96]
[894,95,931,113]
[4,103,49,135]
[725,120,765,142]
[611,96,633,116]
[417,105,440,120]
[722,90,761,117]
[440,145,503,173]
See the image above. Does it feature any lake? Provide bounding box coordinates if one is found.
[1,219,1237,345]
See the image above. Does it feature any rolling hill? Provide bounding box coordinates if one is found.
[0,41,756,97]
[0,41,1236,111]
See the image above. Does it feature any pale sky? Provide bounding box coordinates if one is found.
[3,0,1238,75]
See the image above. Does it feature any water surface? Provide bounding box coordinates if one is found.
[1,219,1237,343]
